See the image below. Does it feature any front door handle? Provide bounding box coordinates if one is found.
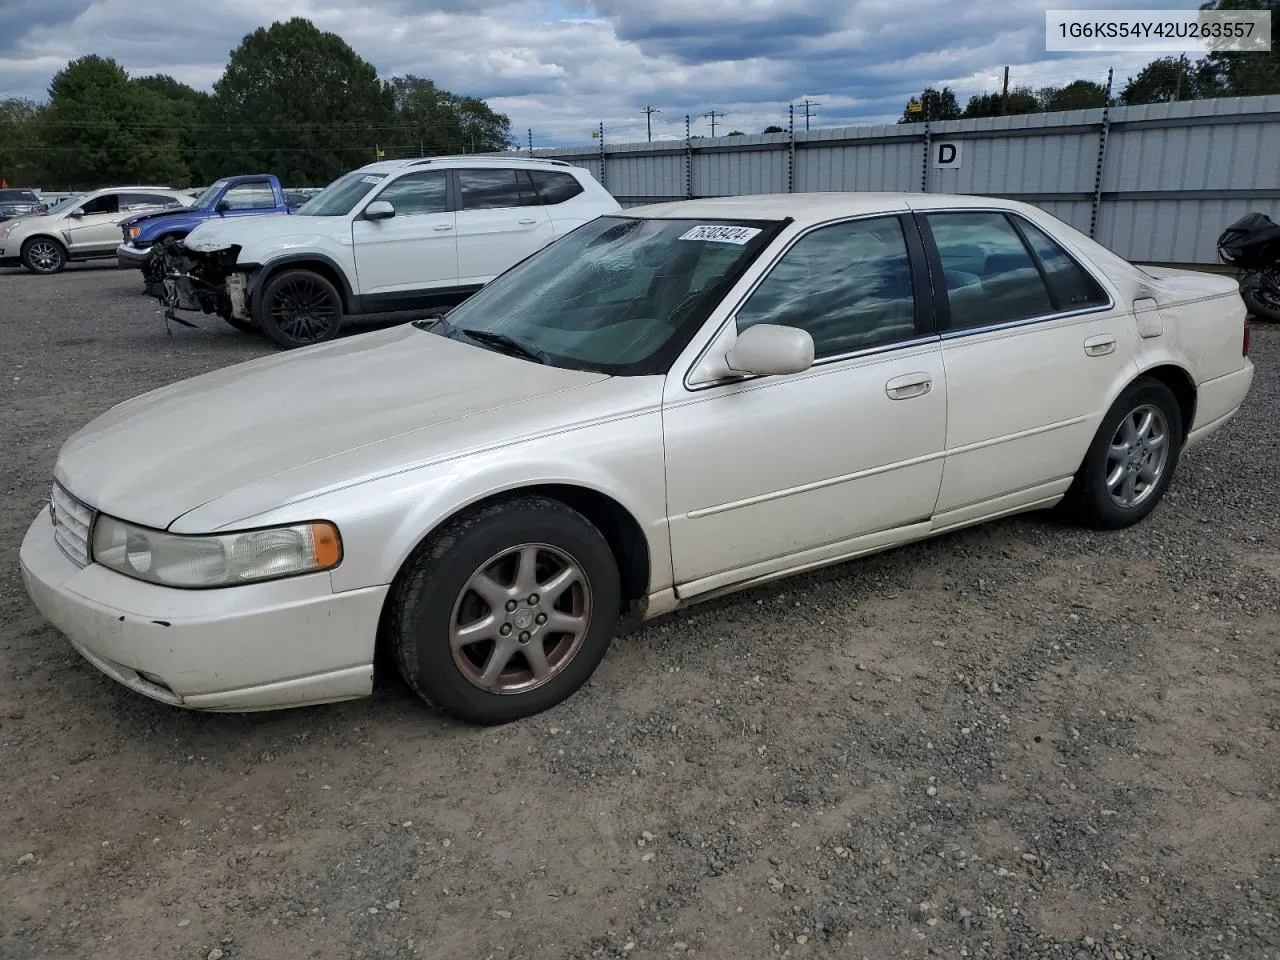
[518,218,538,225]
[433,224,454,231]
[885,373,933,400]
[1084,334,1116,356]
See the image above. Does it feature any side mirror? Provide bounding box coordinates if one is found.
[68,209,84,219]
[725,323,815,377]
[215,199,231,213]
[364,200,395,221]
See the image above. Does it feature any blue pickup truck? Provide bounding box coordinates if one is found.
[117,174,294,286]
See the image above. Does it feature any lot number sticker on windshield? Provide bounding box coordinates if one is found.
[360,175,384,184]
[678,224,762,245]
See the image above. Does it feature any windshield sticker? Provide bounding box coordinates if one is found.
[678,224,762,245]
[360,175,385,185]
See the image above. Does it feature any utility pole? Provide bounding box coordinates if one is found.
[796,99,819,131]
[527,128,533,157]
[1001,66,1010,115]
[702,110,725,137]
[642,105,660,142]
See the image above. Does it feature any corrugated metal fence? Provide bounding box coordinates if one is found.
[519,95,1280,265]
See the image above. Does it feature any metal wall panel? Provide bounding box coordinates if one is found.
[503,94,1280,263]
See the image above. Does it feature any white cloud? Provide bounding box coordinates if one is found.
[0,0,1192,148]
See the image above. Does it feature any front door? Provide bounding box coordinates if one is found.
[351,170,457,297]
[916,209,1137,521]
[662,214,948,593]
[63,193,127,256]
[453,168,554,285]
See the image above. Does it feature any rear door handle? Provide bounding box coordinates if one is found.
[1084,334,1116,356]
[433,224,454,231]
[518,218,538,225]
[885,373,933,400]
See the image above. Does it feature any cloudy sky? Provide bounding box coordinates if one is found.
[1,0,1180,147]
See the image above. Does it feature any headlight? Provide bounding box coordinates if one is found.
[0,225,10,240]
[90,515,342,588]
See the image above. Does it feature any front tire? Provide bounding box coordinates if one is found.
[256,269,343,348]
[21,237,66,274]
[1064,377,1183,529]
[388,496,622,725]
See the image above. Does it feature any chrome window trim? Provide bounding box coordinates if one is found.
[681,208,922,393]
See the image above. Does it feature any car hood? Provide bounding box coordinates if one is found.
[184,212,308,253]
[1,212,54,233]
[54,324,611,530]
[122,206,203,229]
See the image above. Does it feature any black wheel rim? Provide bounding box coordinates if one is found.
[269,278,338,343]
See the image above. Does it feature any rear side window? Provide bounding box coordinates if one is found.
[529,170,585,205]
[123,193,179,208]
[1014,218,1110,311]
[925,211,1055,331]
[457,169,540,210]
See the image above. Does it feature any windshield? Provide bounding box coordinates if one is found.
[43,194,88,216]
[0,190,38,203]
[427,215,782,375]
[296,171,387,217]
[191,179,229,209]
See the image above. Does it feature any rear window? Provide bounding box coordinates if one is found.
[0,190,39,202]
[529,170,585,205]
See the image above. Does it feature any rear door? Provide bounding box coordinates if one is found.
[915,208,1135,525]
[453,168,554,285]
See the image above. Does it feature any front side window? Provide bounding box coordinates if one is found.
[735,216,918,358]
[428,216,781,374]
[297,171,387,217]
[926,211,1055,331]
[458,168,539,210]
[373,171,448,215]
[220,181,276,210]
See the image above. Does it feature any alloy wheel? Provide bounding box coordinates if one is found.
[1105,403,1170,509]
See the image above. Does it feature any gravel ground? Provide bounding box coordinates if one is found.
[1,263,1277,960]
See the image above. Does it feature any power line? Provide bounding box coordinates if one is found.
[642,105,660,142]
[702,110,725,137]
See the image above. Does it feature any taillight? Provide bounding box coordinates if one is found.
[1244,321,1252,357]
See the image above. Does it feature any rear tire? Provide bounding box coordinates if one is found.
[1063,377,1183,530]
[256,269,343,348]
[1241,281,1280,323]
[388,496,621,725]
[21,237,66,274]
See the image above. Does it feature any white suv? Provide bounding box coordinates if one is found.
[159,156,621,348]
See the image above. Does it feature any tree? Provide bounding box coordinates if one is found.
[762,124,785,134]
[134,74,210,182]
[1194,0,1280,98]
[39,55,189,189]
[899,87,961,123]
[0,98,45,187]
[1120,56,1201,104]
[1037,79,1110,112]
[962,86,1040,118]
[389,75,511,155]
[726,130,745,136]
[200,18,396,184]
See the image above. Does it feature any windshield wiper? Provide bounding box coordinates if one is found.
[457,328,549,364]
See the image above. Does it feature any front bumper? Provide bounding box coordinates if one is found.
[0,247,19,268]
[116,242,150,269]
[19,509,387,712]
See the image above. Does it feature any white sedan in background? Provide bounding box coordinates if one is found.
[20,193,1254,724]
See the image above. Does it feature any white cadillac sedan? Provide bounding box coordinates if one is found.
[20,193,1254,724]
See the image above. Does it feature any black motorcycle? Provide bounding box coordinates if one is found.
[1218,212,1280,323]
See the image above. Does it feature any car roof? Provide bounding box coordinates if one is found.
[623,192,1032,227]
[83,186,184,194]
[356,155,581,175]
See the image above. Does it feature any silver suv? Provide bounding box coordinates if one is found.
[0,186,192,274]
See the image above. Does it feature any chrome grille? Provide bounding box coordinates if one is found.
[50,481,94,567]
